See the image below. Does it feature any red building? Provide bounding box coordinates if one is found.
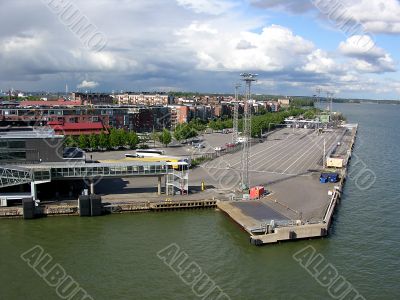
[48,121,108,136]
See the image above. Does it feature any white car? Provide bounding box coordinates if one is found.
[236,137,248,143]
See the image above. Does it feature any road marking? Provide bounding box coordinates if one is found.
[282,135,326,173]
[255,132,321,171]
[200,166,312,177]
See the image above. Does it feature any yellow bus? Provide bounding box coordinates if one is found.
[101,155,191,170]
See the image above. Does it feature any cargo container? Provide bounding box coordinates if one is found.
[250,186,265,199]
[320,173,339,183]
[320,177,328,183]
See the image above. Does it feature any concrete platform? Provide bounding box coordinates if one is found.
[217,125,358,245]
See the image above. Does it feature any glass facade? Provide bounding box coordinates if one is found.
[0,140,27,161]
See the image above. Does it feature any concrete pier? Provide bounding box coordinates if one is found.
[0,198,217,219]
[217,124,358,245]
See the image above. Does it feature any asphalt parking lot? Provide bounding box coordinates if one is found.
[196,127,347,221]
[202,127,346,176]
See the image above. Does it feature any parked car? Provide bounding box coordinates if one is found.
[236,137,248,143]
[193,143,205,149]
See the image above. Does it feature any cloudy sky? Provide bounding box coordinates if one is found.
[0,0,400,99]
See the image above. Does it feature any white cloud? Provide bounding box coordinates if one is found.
[176,0,237,15]
[345,0,400,34]
[252,0,400,34]
[338,35,384,58]
[77,80,99,89]
[236,40,257,50]
[339,36,397,73]
[177,23,315,72]
[301,49,340,74]
[2,34,42,52]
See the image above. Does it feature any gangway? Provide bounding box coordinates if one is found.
[0,166,32,189]
[0,161,189,200]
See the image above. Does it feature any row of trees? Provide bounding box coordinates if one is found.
[64,129,140,151]
[65,128,175,151]
[290,98,315,107]
[174,123,198,142]
[207,108,308,137]
[209,118,233,131]
[251,108,306,137]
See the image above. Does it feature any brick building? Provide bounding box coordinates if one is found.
[116,93,170,106]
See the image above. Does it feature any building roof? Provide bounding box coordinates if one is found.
[20,100,82,107]
[48,122,105,131]
[0,128,63,139]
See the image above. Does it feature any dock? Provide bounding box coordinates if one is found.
[0,198,217,219]
[217,124,358,245]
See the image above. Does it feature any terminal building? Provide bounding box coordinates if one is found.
[0,127,189,207]
[0,128,64,164]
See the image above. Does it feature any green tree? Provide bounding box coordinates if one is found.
[209,118,233,130]
[89,134,99,150]
[127,131,140,149]
[109,129,120,149]
[189,118,207,131]
[174,128,183,142]
[174,123,198,142]
[98,132,110,150]
[117,128,128,147]
[150,131,159,145]
[78,134,89,150]
[257,106,267,115]
[64,135,76,147]
[303,110,316,120]
[158,129,172,147]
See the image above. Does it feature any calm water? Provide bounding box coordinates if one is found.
[1,103,399,300]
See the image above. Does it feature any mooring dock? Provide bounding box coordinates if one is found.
[217,124,358,245]
[0,198,217,218]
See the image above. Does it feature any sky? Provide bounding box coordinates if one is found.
[0,0,400,99]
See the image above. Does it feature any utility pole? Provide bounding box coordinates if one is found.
[153,125,156,147]
[232,83,241,144]
[316,88,322,106]
[316,88,322,132]
[326,92,334,122]
[323,138,326,169]
[240,73,257,191]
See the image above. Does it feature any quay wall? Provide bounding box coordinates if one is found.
[0,199,217,219]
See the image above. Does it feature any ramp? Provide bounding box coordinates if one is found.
[0,166,32,189]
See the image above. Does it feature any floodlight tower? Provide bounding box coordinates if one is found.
[326,91,334,118]
[316,88,322,106]
[232,83,241,144]
[240,73,258,191]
